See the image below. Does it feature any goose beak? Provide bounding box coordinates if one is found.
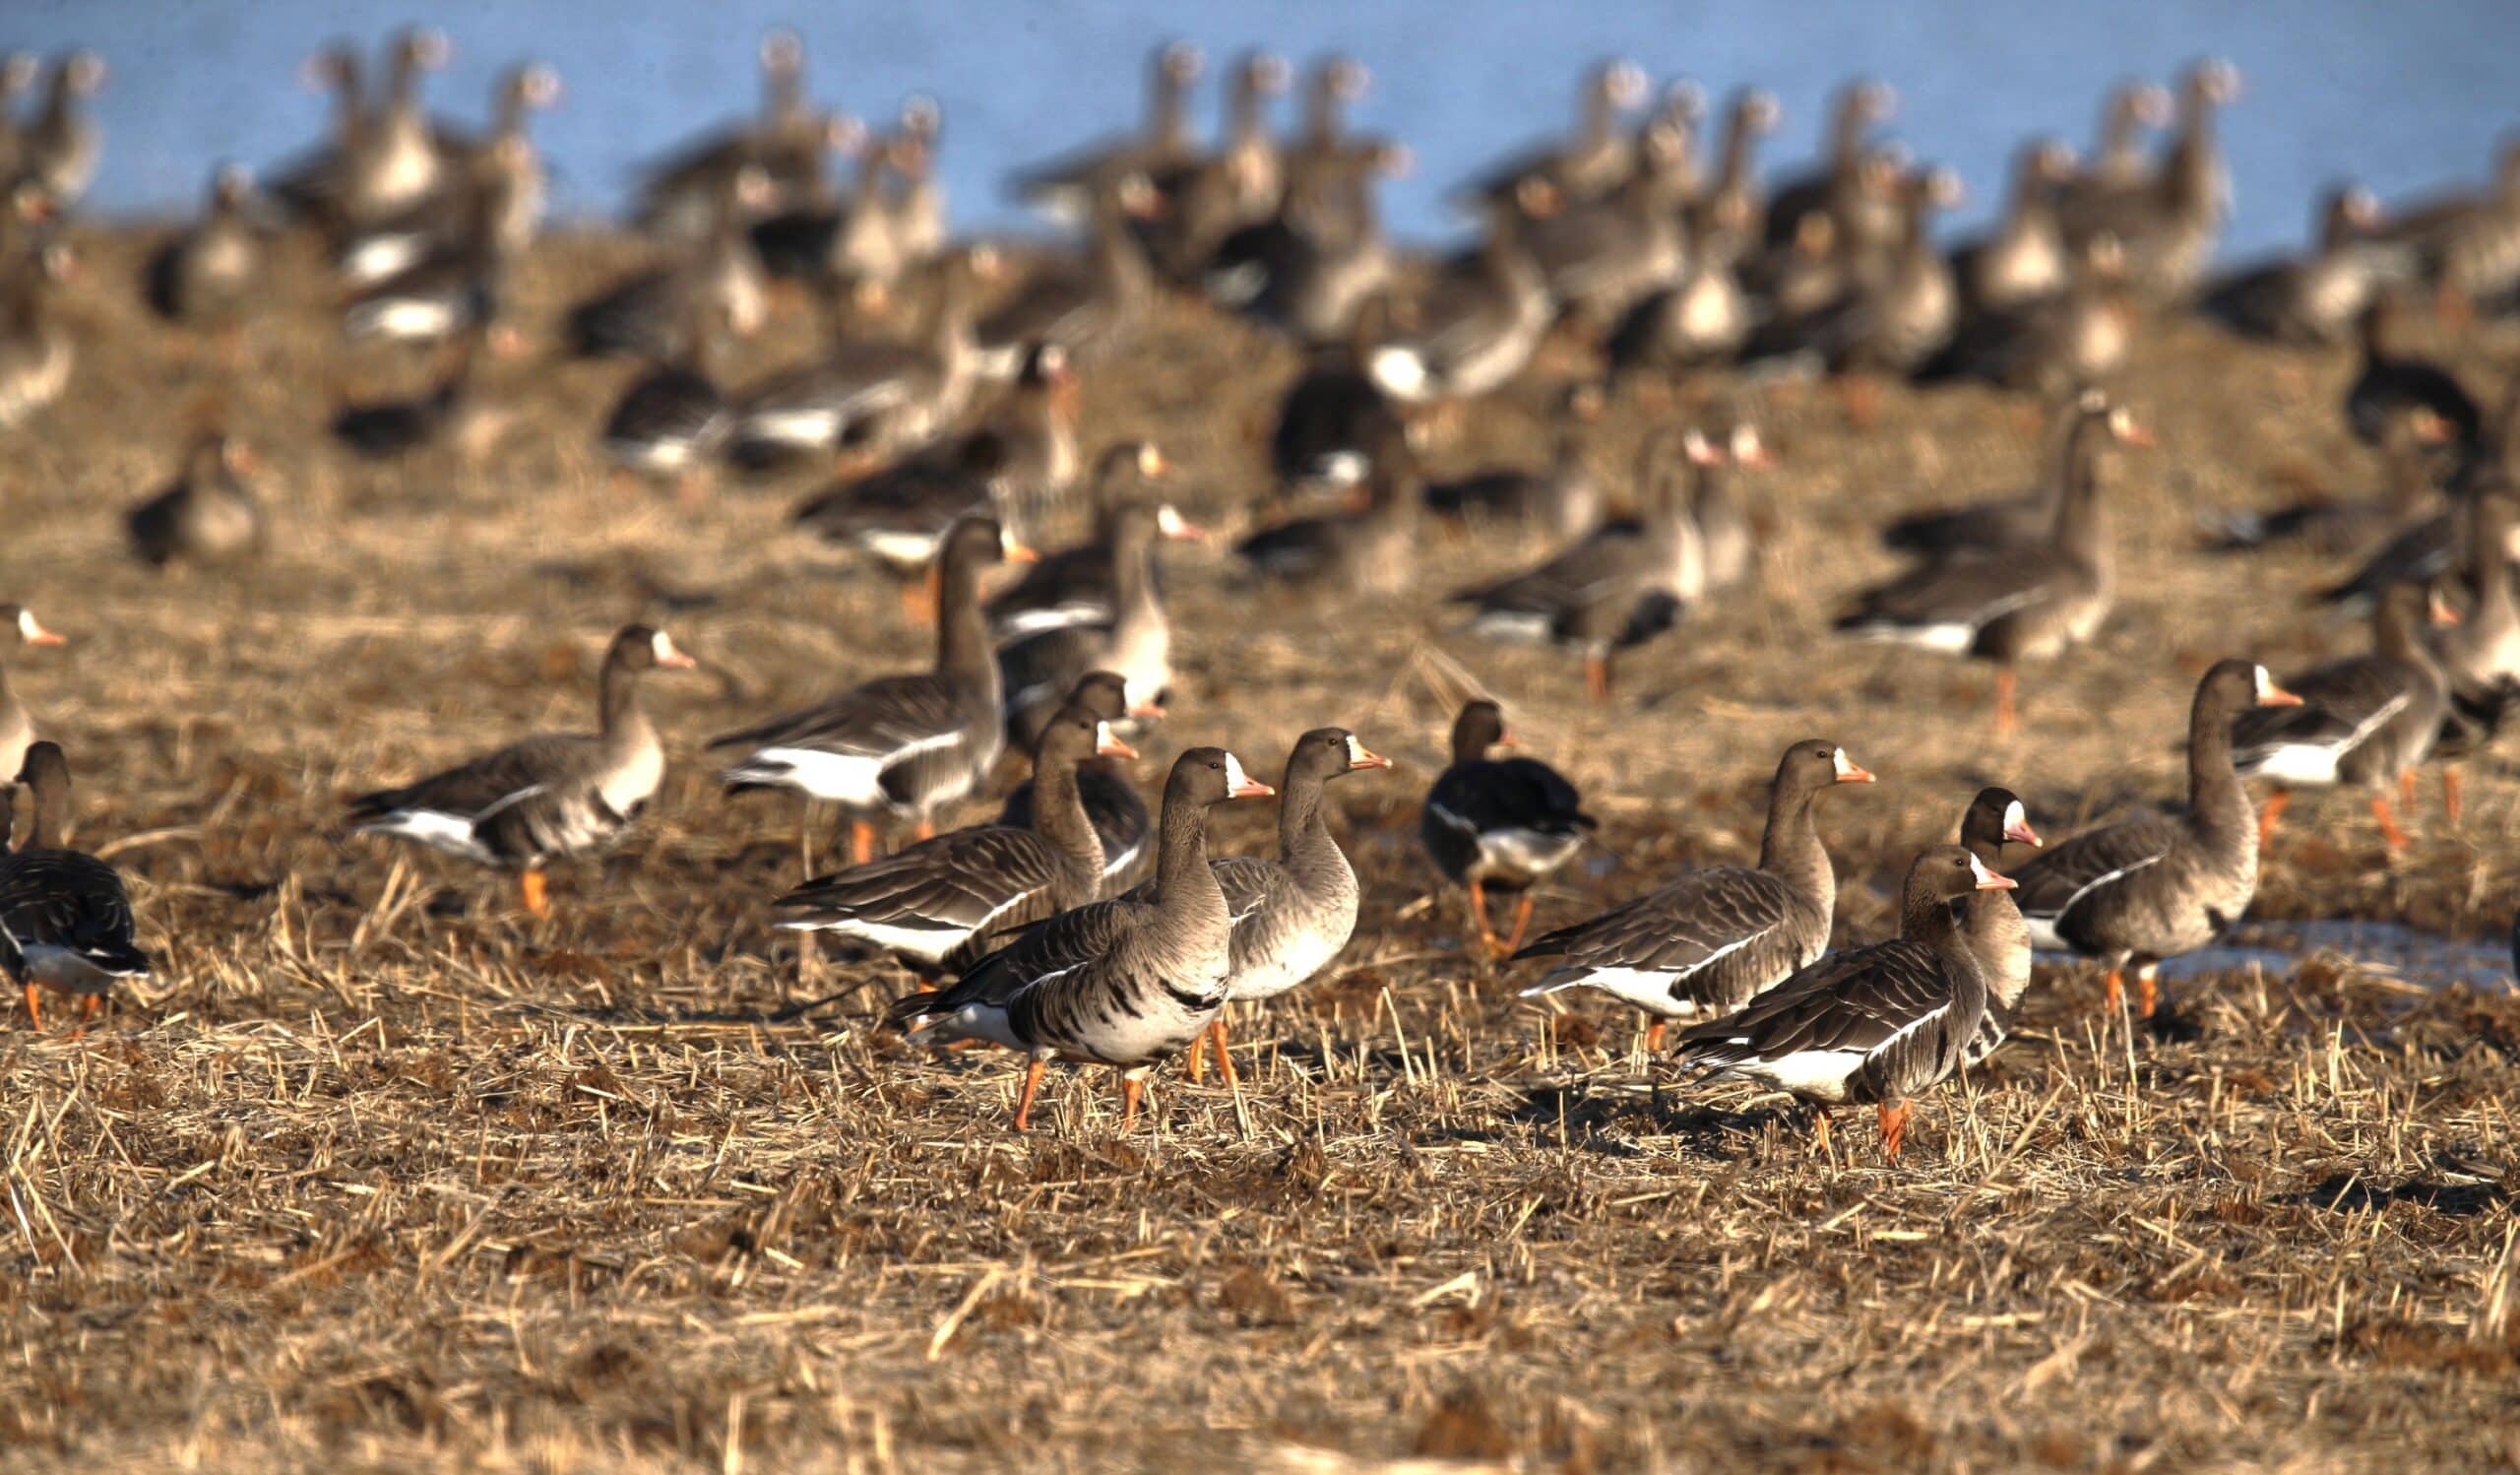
[652,632,698,670]
[1494,730,1520,749]
[20,616,63,647]
[1154,504,1208,542]
[1127,701,1166,722]
[2430,591,2463,627]
[2254,668,2304,707]
[1345,736,1393,771]
[1970,855,2018,891]
[1222,751,1275,800]
[1095,723,1138,760]
[1002,541,1040,564]
[2002,800,2043,848]
[1832,749,1876,783]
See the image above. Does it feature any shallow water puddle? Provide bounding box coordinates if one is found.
[2047,920,2516,991]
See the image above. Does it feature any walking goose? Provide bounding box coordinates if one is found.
[987,441,1183,638]
[126,432,265,568]
[1955,788,2045,1065]
[2009,660,2300,1017]
[1514,740,1875,1050]
[891,747,1275,1132]
[2239,581,2455,852]
[0,605,66,799]
[1672,845,2011,1160]
[1183,727,1392,1086]
[2,743,152,1036]
[713,518,1013,866]
[1837,393,2139,732]
[998,502,1178,743]
[347,625,697,919]
[996,671,1158,889]
[773,688,1133,971]
[1418,699,1597,957]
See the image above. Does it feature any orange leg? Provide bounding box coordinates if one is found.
[2398,768,2418,815]
[2369,794,2408,854]
[1119,1073,1145,1131]
[2443,766,2464,827]
[1877,1099,1911,1159]
[850,820,875,866]
[1498,891,1537,957]
[21,983,40,1032]
[2102,965,2124,1012]
[520,868,551,920]
[1013,1058,1046,1131]
[1468,879,1503,958]
[1207,1017,1238,1089]
[1185,1028,1209,1083]
[2136,964,2160,1020]
[1643,1019,1665,1054]
[68,994,99,1041]
[1584,654,1611,705]
[1993,669,2019,737]
[1838,374,1883,429]
[2256,789,2293,849]
[914,819,935,842]
[1811,1109,1834,1159]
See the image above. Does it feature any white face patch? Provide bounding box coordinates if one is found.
[1730,424,1763,462]
[652,630,675,663]
[1223,751,1253,793]
[1682,429,1717,465]
[1156,504,1189,538]
[1094,721,1120,753]
[15,609,35,641]
[2004,800,2028,837]
[1346,735,1371,767]
[1969,853,2015,889]
[1831,747,1860,780]
[2252,665,2276,702]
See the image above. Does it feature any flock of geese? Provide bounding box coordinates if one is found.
[2,32,2518,1157]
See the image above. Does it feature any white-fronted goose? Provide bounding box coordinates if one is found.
[1149,51,1292,282]
[145,165,261,329]
[2067,80,2173,204]
[340,134,527,347]
[1459,59,1648,211]
[0,54,45,192]
[1521,114,1693,324]
[976,172,1161,377]
[632,31,834,238]
[1837,394,2140,732]
[1688,89,1781,247]
[2214,403,2452,558]
[2200,186,2390,346]
[600,297,731,500]
[1803,163,1965,376]
[713,517,1011,864]
[987,441,1181,637]
[1955,788,2045,1066]
[343,62,561,287]
[773,687,1133,972]
[2059,60,2237,302]
[570,165,774,358]
[1673,845,2010,1160]
[1881,386,2126,555]
[13,52,103,209]
[263,42,366,231]
[1270,293,1406,492]
[996,671,1157,889]
[2,743,151,1036]
[2010,660,2299,1016]
[1515,740,1874,1050]
[1694,422,1770,592]
[1606,195,1756,373]
[1418,700,1596,957]
[2240,581,2455,852]
[2377,140,2520,319]
[730,244,993,463]
[0,229,73,429]
[1422,384,1604,541]
[1013,41,1204,224]
[1763,79,1898,254]
[331,324,506,460]
[1916,232,2135,395]
[347,624,697,919]
[1183,727,1391,1086]
[0,605,66,793]
[2433,483,2520,756]
[999,502,1178,742]
[127,432,264,568]
[1367,185,1553,405]
[1452,428,1719,701]
[885,98,949,271]
[2344,295,2483,451]
[1232,141,1406,346]
[1954,139,2076,315]
[1235,427,1419,593]
[890,747,1274,1132]
[341,29,450,228]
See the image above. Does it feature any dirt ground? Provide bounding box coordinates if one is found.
[1,227,2517,1471]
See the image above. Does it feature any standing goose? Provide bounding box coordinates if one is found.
[1519,112,1693,324]
[1,743,151,1036]
[2009,660,2300,1017]
[1183,727,1392,1086]
[126,432,265,568]
[987,440,1184,638]
[1418,699,1597,957]
[1917,232,2136,395]
[1148,51,1292,282]
[2432,484,2520,760]
[729,244,993,464]
[570,164,774,358]
[975,171,1162,377]
[1235,426,1421,594]
[1836,394,2140,733]
[1367,184,1554,405]
[1235,140,1407,345]
[1954,788,2045,1065]
[632,31,834,238]
[340,29,449,227]
[2238,581,2456,852]
[1459,59,1648,210]
[346,625,698,919]
[1688,89,1781,247]
[339,130,532,348]
[2059,60,2237,302]
[1763,79,1899,254]
[996,671,1158,889]
[15,52,105,209]
[600,296,731,501]
[2216,403,2454,559]
[1514,740,1875,1050]
[2344,295,2482,452]
[772,689,1134,973]
[1269,292,1406,493]
[1672,845,2012,1160]
[1607,195,1757,373]
[0,605,67,799]
[342,62,561,287]
[1881,387,2118,556]
[331,324,505,461]
[1012,42,1204,225]
[0,55,39,190]
[713,518,1012,866]
[1422,384,1604,542]
[2199,185,2388,346]
[0,229,73,430]
[263,42,367,231]
[2064,81,2173,209]
[1954,139,2076,315]
[891,747,1275,1132]
[144,164,261,331]
[998,502,1177,743]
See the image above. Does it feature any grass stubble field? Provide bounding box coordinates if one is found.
[2,227,2518,1472]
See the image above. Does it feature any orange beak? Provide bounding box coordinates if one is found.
[1228,777,1276,799]
[1347,745,1393,771]
[23,622,65,648]
[1098,733,1139,760]
[2260,682,2304,708]
[2005,819,2043,848]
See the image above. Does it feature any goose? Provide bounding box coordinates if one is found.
[882,99,949,274]
[1519,114,1694,325]
[341,62,561,287]
[729,244,993,464]
[632,31,835,239]
[998,503,1178,743]
[2062,80,2173,211]
[2313,394,2512,608]
[1762,79,1899,255]
[1606,194,1756,373]
[1796,163,1966,378]
[1148,51,1292,282]
[1953,788,2045,1065]
[747,122,898,300]
[1458,59,1647,211]
[1232,141,1406,346]
[331,325,507,461]
[2432,483,2520,761]
[347,625,697,919]
[2059,60,2237,302]
[1688,89,1781,247]
[1917,233,2136,396]
[13,51,104,210]
[889,747,1275,1132]
[987,441,1185,638]
[569,165,774,358]
[1418,700,1597,957]
[790,346,1079,578]
[2344,295,2482,452]
[126,432,265,568]
[2377,139,2520,320]
[1836,394,2140,733]
[339,133,532,347]
[0,55,41,193]
[1366,184,1554,405]
[2238,581,2455,852]
[773,688,1134,972]
[600,296,732,499]
[1,743,151,1036]
[1881,386,2127,556]
[1672,845,2010,1160]
[1451,427,1727,701]
[1953,139,2076,315]
[2008,659,2300,1017]
[1422,384,1604,542]
[1012,41,1204,226]
[1234,426,1419,594]
[975,171,1161,378]
[712,518,1013,866]
[0,231,74,429]
[0,605,67,796]
[1270,293,1406,493]
[2212,404,2453,558]
[340,29,450,228]
[1182,727,1392,1086]
[2199,185,2389,346]
[144,164,261,330]
[996,671,1158,889]
[263,42,367,231]
[1514,740,1874,1050]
